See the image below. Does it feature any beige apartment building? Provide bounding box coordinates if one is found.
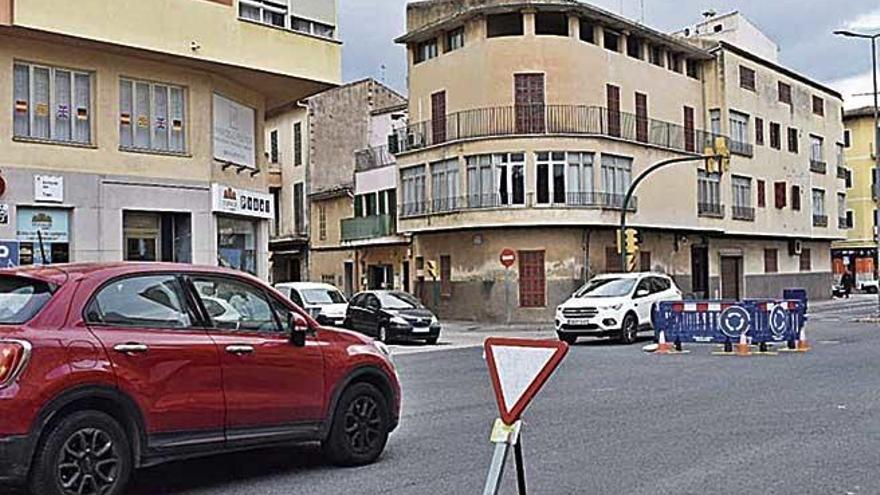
[392,1,846,322]
[267,79,406,292]
[0,0,340,278]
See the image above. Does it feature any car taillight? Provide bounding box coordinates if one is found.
[0,341,31,388]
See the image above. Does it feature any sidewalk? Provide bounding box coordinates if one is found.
[389,320,556,356]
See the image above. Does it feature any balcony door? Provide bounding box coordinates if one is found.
[515,74,545,134]
[431,91,447,145]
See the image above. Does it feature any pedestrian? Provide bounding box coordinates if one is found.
[841,269,855,299]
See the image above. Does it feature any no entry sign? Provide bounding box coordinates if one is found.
[499,249,516,268]
[484,338,569,425]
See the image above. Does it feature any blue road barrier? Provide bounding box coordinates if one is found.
[653,300,807,350]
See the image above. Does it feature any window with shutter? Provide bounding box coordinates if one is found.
[757,180,766,208]
[774,182,787,209]
[755,117,764,146]
[769,122,781,149]
[518,251,545,308]
[791,185,801,211]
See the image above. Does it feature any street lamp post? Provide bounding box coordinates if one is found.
[834,30,880,315]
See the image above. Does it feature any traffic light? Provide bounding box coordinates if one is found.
[425,260,439,280]
[714,136,731,173]
[624,228,640,256]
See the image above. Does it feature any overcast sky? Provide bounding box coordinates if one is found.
[339,0,880,108]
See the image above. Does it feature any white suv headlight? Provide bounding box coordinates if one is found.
[599,304,623,311]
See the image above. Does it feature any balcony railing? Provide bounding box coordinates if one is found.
[355,145,396,173]
[731,206,756,221]
[813,215,829,228]
[399,191,638,219]
[837,166,848,180]
[390,104,724,155]
[810,160,827,174]
[698,202,725,218]
[729,140,754,157]
[341,214,395,242]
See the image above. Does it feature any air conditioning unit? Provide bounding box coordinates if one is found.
[789,239,803,256]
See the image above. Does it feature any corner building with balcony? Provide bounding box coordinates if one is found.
[0,0,340,278]
[392,1,846,322]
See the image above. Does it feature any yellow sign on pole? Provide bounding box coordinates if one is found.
[426,260,439,280]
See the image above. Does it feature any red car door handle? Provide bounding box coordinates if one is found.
[113,343,149,355]
[225,345,255,356]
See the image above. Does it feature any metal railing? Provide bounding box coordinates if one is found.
[355,145,396,172]
[340,214,396,242]
[809,160,827,174]
[391,104,724,155]
[813,215,829,228]
[731,206,756,221]
[698,202,724,218]
[399,191,638,219]
[729,140,754,157]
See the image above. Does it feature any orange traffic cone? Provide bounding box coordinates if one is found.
[657,330,672,354]
[735,332,751,356]
[796,327,811,352]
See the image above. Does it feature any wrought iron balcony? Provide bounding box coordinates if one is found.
[399,191,638,219]
[731,206,756,221]
[355,145,396,173]
[698,202,724,218]
[729,140,754,157]
[813,215,828,228]
[390,104,724,155]
[809,160,827,174]
[340,214,395,242]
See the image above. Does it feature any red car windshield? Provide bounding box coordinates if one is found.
[0,276,56,324]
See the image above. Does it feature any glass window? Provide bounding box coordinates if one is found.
[536,152,568,205]
[120,78,186,153]
[239,0,288,28]
[730,111,750,145]
[579,20,594,43]
[601,154,632,197]
[192,276,279,332]
[87,275,192,328]
[810,135,824,163]
[446,27,465,52]
[13,62,92,144]
[535,12,568,36]
[698,170,721,206]
[217,217,257,275]
[431,159,460,212]
[414,39,438,64]
[812,189,826,216]
[377,291,424,309]
[0,276,55,324]
[732,176,752,208]
[402,166,427,215]
[487,13,523,38]
[16,208,70,266]
[567,152,594,205]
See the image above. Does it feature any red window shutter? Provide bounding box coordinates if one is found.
[684,106,695,152]
[757,180,766,208]
[774,182,787,209]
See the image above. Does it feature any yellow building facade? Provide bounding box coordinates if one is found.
[833,108,875,286]
[0,0,340,277]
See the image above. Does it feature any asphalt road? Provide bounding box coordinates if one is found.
[121,297,880,495]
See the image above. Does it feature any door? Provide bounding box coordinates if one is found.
[431,91,447,144]
[691,245,709,299]
[632,277,654,324]
[515,74,545,134]
[189,275,325,437]
[607,84,621,138]
[84,274,225,445]
[721,256,742,300]
[343,261,355,298]
[518,250,546,308]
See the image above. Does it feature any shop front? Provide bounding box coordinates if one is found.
[16,207,70,265]
[212,184,273,278]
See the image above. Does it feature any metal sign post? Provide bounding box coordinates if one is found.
[481,338,569,494]
[500,250,516,325]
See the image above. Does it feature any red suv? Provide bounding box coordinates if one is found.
[0,263,400,495]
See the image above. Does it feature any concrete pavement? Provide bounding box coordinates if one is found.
[122,299,880,495]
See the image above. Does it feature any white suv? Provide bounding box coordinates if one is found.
[555,273,682,345]
[275,282,349,326]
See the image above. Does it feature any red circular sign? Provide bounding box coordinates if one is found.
[500,248,516,268]
[0,175,6,198]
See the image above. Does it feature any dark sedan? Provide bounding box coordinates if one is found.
[344,290,441,345]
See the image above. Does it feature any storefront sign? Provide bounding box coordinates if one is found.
[212,184,273,220]
[35,175,64,203]
[0,241,19,268]
[0,204,8,226]
[212,93,256,169]
[16,208,70,243]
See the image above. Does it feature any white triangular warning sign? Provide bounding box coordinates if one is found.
[485,338,569,425]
